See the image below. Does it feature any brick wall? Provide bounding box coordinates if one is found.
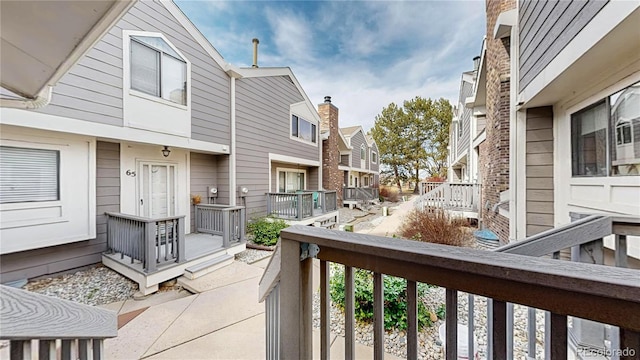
[318,97,343,205]
[479,0,515,244]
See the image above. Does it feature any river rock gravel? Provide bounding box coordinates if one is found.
[312,282,547,359]
[22,265,137,306]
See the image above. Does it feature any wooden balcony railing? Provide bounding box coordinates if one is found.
[259,224,640,359]
[416,182,481,212]
[195,204,246,247]
[105,212,185,273]
[266,191,337,221]
[343,187,379,202]
[0,285,117,360]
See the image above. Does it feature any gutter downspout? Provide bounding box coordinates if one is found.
[230,76,237,206]
[0,86,53,109]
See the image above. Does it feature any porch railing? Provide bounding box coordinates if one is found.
[259,224,640,359]
[342,187,379,202]
[416,182,481,212]
[266,192,335,221]
[194,204,246,247]
[0,285,117,360]
[419,181,443,195]
[105,212,185,273]
[318,190,337,213]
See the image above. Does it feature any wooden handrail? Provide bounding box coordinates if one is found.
[104,211,184,223]
[271,225,640,359]
[0,285,117,339]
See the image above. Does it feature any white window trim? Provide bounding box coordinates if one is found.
[0,127,96,254]
[0,140,65,220]
[372,151,378,164]
[122,30,192,118]
[275,167,307,193]
[289,112,319,147]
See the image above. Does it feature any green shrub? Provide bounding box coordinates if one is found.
[247,217,288,246]
[329,265,440,330]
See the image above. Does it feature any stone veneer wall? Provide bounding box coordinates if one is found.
[478,0,515,244]
[318,97,343,205]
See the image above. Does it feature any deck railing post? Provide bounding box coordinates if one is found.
[144,221,156,273]
[321,192,327,214]
[278,237,312,359]
[572,239,606,352]
[177,216,186,263]
[222,209,231,248]
[266,193,272,215]
[240,207,247,242]
[296,193,303,220]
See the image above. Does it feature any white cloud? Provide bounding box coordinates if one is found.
[176,0,486,132]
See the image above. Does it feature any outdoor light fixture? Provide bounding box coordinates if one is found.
[161,146,171,157]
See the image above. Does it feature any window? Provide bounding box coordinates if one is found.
[571,81,640,176]
[360,144,366,158]
[291,115,317,143]
[372,151,377,163]
[0,146,59,204]
[130,35,186,105]
[278,170,305,192]
[458,120,463,138]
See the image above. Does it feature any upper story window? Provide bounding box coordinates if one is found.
[458,120,463,138]
[130,35,186,105]
[571,81,639,177]
[360,144,366,158]
[291,115,317,144]
[372,151,377,163]
[0,146,59,204]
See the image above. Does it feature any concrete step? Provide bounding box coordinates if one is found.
[182,254,234,281]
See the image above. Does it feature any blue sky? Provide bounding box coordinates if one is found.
[176,1,486,131]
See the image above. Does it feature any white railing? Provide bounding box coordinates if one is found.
[0,285,117,360]
[416,182,481,212]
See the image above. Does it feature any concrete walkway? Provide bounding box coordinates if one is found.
[103,200,416,359]
[357,195,417,237]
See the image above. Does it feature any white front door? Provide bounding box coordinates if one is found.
[139,162,177,218]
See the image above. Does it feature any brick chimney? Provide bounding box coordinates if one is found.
[317,96,343,205]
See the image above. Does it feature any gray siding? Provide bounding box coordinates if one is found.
[215,155,230,205]
[35,1,231,145]
[457,80,473,157]
[340,154,350,166]
[235,76,318,217]
[190,152,220,232]
[0,141,120,282]
[519,0,608,90]
[525,107,555,236]
[370,143,380,172]
[349,131,367,168]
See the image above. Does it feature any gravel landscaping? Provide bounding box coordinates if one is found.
[235,248,272,264]
[23,265,137,306]
[313,284,547,359]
